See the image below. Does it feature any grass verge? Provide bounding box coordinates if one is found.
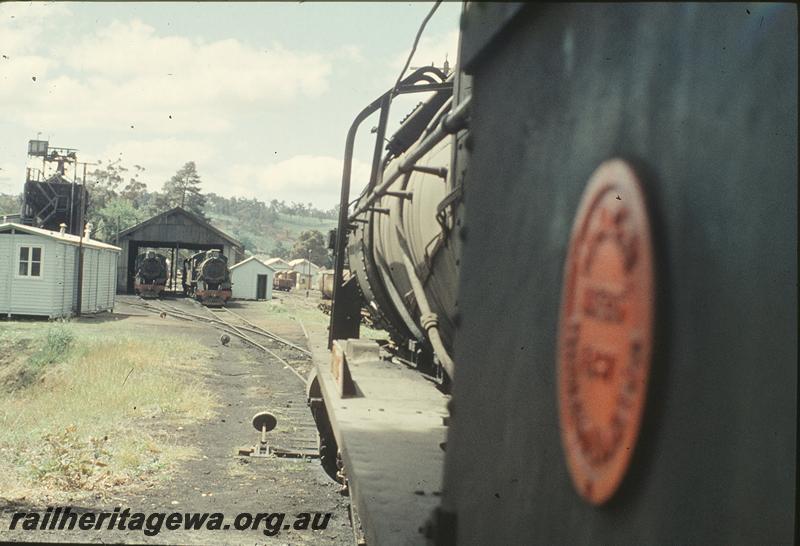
[269,294,389,341]
[0,322,216,502]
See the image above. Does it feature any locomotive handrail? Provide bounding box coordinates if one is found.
[347,94,471,224]
[329,66,453,348]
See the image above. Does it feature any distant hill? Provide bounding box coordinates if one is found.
[1,189,337,260]
[208,210,336,258]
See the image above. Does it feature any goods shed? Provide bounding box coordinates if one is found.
[259,257,293,272]
[0,222,120,318]
[230,256,276,300]
[116,207,244,294]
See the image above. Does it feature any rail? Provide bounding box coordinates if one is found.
[127,299,308,384]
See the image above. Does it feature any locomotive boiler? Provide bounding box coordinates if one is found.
[182,249,232,306]
[328,67,466,382]
[310,3,796,546]
[133,251,168,299]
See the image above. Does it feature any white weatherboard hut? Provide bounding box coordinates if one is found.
[0,223,121,318]
[230,256,276,300]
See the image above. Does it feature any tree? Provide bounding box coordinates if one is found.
[271,240,291,259]
[120,164,149,208]
[0,193,22,216]
[86,159,154,235]
[92,197,149,243]
[161,161,206,218]
[290,229,328,265]
[230,226,257,253]
[87,158,126,214]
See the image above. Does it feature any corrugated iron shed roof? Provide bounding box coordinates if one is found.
[117,206,243,248]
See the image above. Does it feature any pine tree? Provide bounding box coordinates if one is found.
[162,161,207,218]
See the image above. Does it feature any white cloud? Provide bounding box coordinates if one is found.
[0,4,458,213]
[226,155,371,209]
[82,144,369,210]
[0,18,334,133]
[391,29,460,81]
[0,3,71,55]
[0,161,21,194]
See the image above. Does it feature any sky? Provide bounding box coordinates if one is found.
[0,1,462,209]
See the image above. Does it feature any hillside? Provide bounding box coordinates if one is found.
[1,187,337,260]
[209,211,336,257]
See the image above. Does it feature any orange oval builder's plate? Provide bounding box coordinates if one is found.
[557,159,655,505]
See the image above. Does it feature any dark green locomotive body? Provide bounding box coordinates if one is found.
[437,3,796,544]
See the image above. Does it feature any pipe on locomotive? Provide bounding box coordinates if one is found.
[328,66,452,349]
[347,95,470,223]
[329,67,469,381]
[396,229,455,378]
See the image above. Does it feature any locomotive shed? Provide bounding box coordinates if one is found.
[116,206,244,295]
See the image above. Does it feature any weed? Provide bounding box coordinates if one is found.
[26,424,111,490]
[0,327,214,501]
[2,325,74,391]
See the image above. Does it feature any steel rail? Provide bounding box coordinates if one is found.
[220,307,312,357]
[129,298,308,385]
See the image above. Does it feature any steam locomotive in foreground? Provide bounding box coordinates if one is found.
[133,251,169,299]
[308,3,796,545]
[182,249,232,306]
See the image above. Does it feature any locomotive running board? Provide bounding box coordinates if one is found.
[309,334,449,546]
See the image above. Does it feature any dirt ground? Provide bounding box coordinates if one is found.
[0,292,353,545]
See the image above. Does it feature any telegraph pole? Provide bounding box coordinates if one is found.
[306,249,311,298]
[75,160,97,316]
[75,162,87,316]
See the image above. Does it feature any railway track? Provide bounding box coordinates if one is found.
[122,296,323,462]
[126,298,310,384]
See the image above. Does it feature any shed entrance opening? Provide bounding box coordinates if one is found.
[256,274,268,300]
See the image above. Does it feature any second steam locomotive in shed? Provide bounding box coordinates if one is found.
[133,251,169,299]
[182,249,232,306]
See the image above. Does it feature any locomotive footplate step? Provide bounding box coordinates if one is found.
[310,335,449,546]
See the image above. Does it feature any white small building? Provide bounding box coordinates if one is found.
[230,256,276,300]
[0,222,121,318]
[288,258,322,290]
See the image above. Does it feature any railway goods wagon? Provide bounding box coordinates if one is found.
[318,269,350,300]
[318,269,334,299]
[310,3,797,546]
[133,251,168,299]
[273,271,295,292]
[182,249,232,306]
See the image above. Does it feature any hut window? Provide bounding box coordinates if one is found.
[18,246,43,277]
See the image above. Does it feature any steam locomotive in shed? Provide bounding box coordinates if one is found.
[133,251,169,299]
[308,3,796,546]
[182,249,232,306]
